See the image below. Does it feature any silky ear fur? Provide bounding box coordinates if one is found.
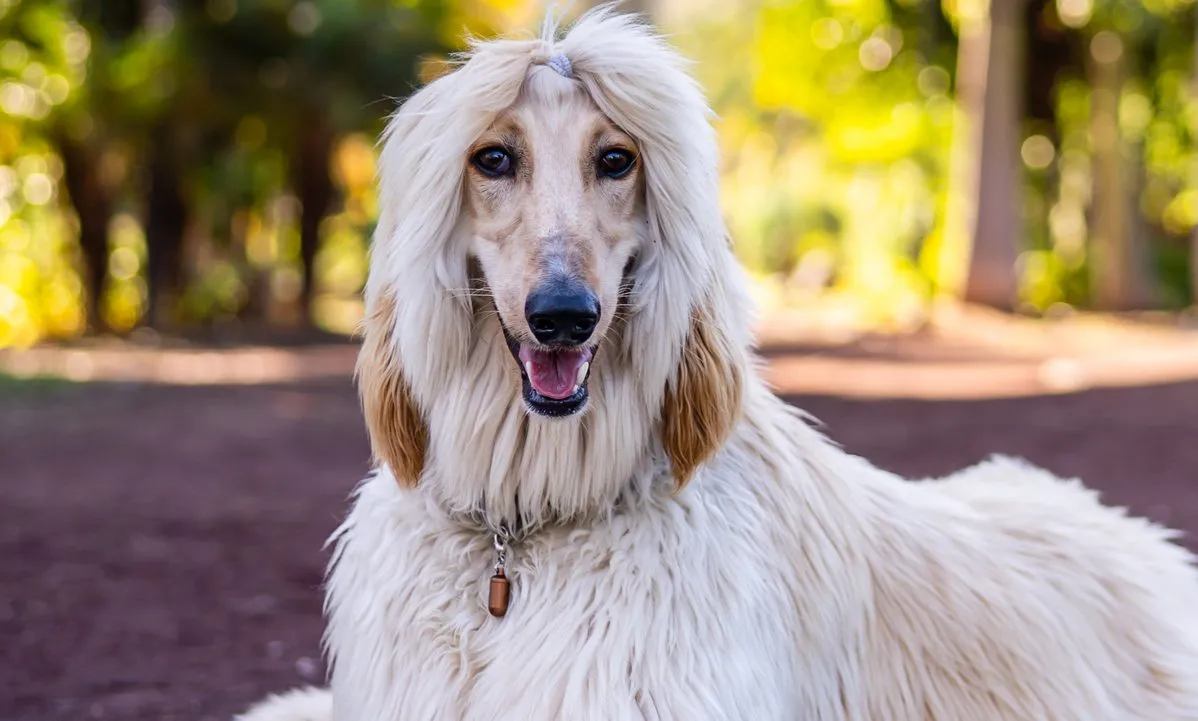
[661,299,744,488]
[356,294,428,487]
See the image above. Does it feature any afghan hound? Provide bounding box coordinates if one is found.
[237,8,1198,720]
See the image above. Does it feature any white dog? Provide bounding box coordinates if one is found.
[238,8,1198,720]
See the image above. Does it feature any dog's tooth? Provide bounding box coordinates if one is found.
[524,361,533,378]
[575,361,589,387]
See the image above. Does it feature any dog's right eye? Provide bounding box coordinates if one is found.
[472,147,513,177]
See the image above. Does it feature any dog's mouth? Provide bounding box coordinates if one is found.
[502,327,595,418]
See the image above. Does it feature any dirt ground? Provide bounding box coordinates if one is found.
[3,327,1198,720]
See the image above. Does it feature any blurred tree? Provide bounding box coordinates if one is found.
[945,0,1196,311]
[143,119,190,328]
[1057,0,1196,310]
[692,0,958,326]
[1192,3,1198,304]
[59,3,131,333]
[0,0,128,331]
[6,0,1198,348]
[1135,0,1198,308]
[54,135,111,329]
[1087,24,1155,310]
[183,0,447,326]
[117,0,196,330]
[3,0,209,331]
[957,0,1026,311]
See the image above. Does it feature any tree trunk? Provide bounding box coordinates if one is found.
[294,117,336,326]
[962,0,1026,310]
[144,123,188,330]
[55,135,112,333]
[1088,30,1155,311]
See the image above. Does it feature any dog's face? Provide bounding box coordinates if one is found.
[463,69,645,418]
[361,26,746,492]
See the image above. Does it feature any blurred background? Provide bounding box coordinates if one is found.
[3,1,1198,720]
[0,0,1196,345]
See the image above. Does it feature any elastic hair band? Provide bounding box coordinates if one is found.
[544,51,573,79]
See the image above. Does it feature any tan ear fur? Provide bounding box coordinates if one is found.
[356,294,428,487]
[661,299,744,488]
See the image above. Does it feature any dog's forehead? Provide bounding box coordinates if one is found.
[504,67,610,136]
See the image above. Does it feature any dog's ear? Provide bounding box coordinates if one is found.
[357,295,428,487]
[661,299,744,489]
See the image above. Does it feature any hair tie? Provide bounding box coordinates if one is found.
[543,51,574,79]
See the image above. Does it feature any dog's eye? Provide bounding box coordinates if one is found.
[598,149,636,179]
[472,147,513,177]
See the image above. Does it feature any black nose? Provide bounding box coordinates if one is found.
[524,282,600,346]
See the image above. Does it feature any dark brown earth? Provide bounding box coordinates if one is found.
[2,337,1198,721]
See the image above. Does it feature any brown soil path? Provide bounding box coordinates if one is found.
[2,326,1196,719]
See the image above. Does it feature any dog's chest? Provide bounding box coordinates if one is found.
[326,478,801,721]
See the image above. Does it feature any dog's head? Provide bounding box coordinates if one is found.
[358,9,750,507]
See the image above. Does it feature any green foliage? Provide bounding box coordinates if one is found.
[1020,0,1198,311]
[2,0,1198,347]
[680,0,954,323]
[688,0,1197,319]
[0,0,460,344]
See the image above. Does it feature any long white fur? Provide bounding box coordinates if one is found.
[237,7,1198,721]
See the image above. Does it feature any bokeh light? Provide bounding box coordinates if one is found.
[0,0,1194,348]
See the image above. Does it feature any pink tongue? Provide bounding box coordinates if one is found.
[518,346,587,400]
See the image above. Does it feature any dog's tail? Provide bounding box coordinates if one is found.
[234,687,332,721]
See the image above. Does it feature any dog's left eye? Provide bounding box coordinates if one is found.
[598,149,636,179]
[472,147,513,177]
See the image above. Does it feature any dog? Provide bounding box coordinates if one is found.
[237,8,1198,720]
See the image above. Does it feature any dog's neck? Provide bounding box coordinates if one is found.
[433,458,665,543]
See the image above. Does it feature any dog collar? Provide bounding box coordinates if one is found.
[456,508,528,619]
[487,522,513,618]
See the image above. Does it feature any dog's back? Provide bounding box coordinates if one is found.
[853,454,1198,719]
